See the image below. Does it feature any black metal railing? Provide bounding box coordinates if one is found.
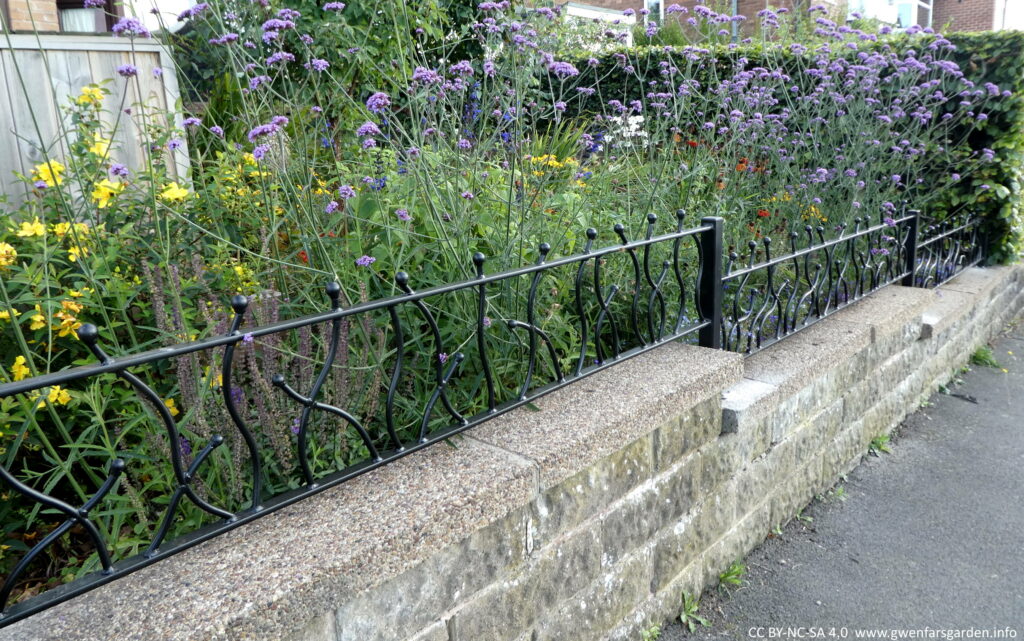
[721,213,917,353]
[0,206,987,625]
[914,212,985,288]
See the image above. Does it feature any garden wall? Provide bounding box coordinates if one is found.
[3,265,1022,641]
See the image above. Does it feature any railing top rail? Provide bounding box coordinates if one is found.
[722,214,915,282]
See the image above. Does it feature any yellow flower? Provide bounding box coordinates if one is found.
[16,218,46,238]
[61,300,84,314]
[68,245,89,263]
[32,160,65,187]
[0,242,16,267]
[91,178,124,209]
[29,305,46,330]
[68,288,92,298]
[160,182,189,201]
[165,398,180,417]
[0,309,20,322]
[87,137,111,157]
[54,311,81,337]
[52,222,72,237]
[10,356,30,381]
[46,386,72,405]
[76,85,104,106]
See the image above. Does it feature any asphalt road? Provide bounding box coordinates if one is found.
[662,318,1024,640]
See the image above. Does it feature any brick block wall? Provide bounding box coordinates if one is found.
[934,0,995,32]
[3,0,59,32]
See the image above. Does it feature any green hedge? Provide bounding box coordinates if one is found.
[555,31,1024,263]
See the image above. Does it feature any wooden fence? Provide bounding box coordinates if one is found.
[0,33,186,205]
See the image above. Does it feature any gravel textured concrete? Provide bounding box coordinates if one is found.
[662,317,1024,639]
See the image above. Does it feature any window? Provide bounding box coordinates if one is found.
[894,0,933,28]
[645,0,663,22]
[56,0,121,32]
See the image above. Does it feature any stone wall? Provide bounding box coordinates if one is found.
[3,265,1022,641]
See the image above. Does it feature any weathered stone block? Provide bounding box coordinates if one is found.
[531,433,652,543]
[532,549,652,641]
[653,394,722,471]
[335,505,531,641]
[447,525,603,641]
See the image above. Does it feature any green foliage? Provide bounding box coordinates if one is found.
[640,625,661,641]
[679,591,710,633]
[718,560,746,590]
[942,32,1024,263]
[970,345,1002,368]
[869,434,892,454]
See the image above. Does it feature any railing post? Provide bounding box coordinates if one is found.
[901,210,919,287]
[698,216,723,349]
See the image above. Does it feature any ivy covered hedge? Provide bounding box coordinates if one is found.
[556,31,1024,263]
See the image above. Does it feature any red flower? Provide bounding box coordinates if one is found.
[756,209,771,218]
[298,250,309,264]
[686,140,699,148]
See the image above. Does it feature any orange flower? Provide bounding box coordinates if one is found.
[757,209,771,218]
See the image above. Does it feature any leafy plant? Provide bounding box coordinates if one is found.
[970,345,1002,368]
[869,435,892,455]
[718,560,746,590]
[679,591,710,633]
[641,625,661,641]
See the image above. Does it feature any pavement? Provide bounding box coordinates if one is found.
[662,317,1024,640]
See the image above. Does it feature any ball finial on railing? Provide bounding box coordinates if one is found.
[230,295,249,315]
[77,323,99,345]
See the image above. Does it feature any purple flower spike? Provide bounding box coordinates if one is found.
[117,64,138,77]
[355,255,376,267]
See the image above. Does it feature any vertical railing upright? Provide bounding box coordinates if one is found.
[697,216,724,349]
[901,210,920,287]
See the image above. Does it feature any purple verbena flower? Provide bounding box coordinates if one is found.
[112,16,151,37]
[338,185,356,199]
[356,121,382,137]
[116,64,137,77]
[355,255,376,267]
[366,92,390,113]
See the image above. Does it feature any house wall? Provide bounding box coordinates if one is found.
[3,0,59,32]
[934,0,996,32]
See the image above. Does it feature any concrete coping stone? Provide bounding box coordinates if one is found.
[743,317,873,398]
[920,288,975,339]
[937,265,1008,297]
[721,378,778,434]
[2,342,742,641]
[1,437,538,641]
[919,266,1020,338]
[828,285,935,338]
[470,342,744,490]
